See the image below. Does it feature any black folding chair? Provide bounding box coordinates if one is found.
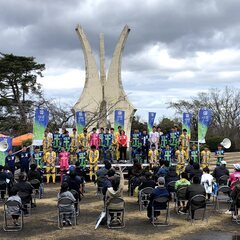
[214,186,231,212]
[0,181,7,202]
[167,181,177,201]
[138,187,154,211]
[175,186,188,213]
[218,175,229,186]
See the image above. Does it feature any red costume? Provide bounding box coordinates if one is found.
[90,133,100,149]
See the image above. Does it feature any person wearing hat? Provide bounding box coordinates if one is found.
[212,160,229,184]
[147,177,170,220]
[229,164,240,190]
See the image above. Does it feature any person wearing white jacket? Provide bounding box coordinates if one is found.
[201,167,214,200]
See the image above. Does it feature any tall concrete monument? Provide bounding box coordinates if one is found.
[73,25,136,137]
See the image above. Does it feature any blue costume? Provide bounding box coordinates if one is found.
[61,135,71,152]
[131,132,141,159]
[161,149,172,164]
[103,133,113,161]
[99,132,105,160]
[160,135,168,150]
[32,151,44,168]
[190,150,199,163]
[140,133,149,162]
[53,132,62,152]
[18,151,31,173]
[215,149,224,166]
[5,154,16,174]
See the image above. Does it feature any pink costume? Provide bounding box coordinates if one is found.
[229,171,240,190]
[90,133,100,149]
[59,151,70,183]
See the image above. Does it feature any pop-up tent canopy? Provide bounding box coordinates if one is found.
[12,133,33,147]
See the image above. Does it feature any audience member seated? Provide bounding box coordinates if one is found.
[185,176,206,219]
[212,161,229,183]
[0,165,10,200]
[96,160,112,188]
[58,182,76,226]
[201,167,214,200]
[190,163,203,180]
[185,160,194,178]
[147,177,170,221]
[14,172,34,213]
[155,161,169,178]
[175,172,191,213]
[102,169,116,197]
[28,164,42,188]
[229,164,240,190]
[6,186,22,226]
[165,165,179,187]
[138,172,156,191]
[230,180,240,220]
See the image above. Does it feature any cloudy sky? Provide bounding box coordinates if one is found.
[1,0,240,121]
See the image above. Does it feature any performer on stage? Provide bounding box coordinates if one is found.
[79,129,90,152]
[61,131,71,153]
[59,147,70,183]
[115,126,122,161]
[45,146,57,184]
[190,145,199,164]
[161,144,172,165]
[131,129,141,160]
[89,145,99,181]
[160,134,168,150]
[157,126,163,151]
[148,144,159,167]
[70,128,79,153]
[77,146,88,170]
[103,128,113,161]
[201,147,211,169]
[149,126,159,150]
[168,127,178,159]
[90,128,100,150]
[18,146,31,174]
[175,145,186,175]
[5,150,16,175]
[110,127,117,161]
[215,144,224,166]
[98,127,105,161]
[179,129,190,160]
[32,147,44,169]
[140,130,149,162]
[118,130,128,162]
[43,130,52,156]
[52,129,62,154]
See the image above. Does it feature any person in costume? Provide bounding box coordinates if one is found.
[52,128,62,154]
[131,129,141,160]
[140,130,149,162]
[201,147,211,169]
[59,147,70,183]
[179,129,190,160]
[43,130,52,155]
[98,127,105,161]
[62,131,71,153]
[115,126,122,161]
[18,146,31,174]
[160,134,168,151]
[103,128,113,161]
[148,144,159,167]
[190,145,199,164]
[175,145,186,175]
[45,146,57,184]
[110,127,117,161]
[90,128,100,150]
[215,144,224,166]
[79,129,90,152]
[89,145,99,181]
[149,126,159,150]
[161,144,172,165]
[118,130,128,162]
[5,150,16,175]
[168,127,178,159]
[77,146,88,170]
[32,147,44,169]
[70,128,79,153]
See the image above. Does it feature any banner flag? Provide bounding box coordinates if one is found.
[114,110,125,132]
[33,108,49,145]
[148,112,156,132]
[198,108,212,143]
[0,136,12,165]
[76,111,86,134]
[182,113,192,138]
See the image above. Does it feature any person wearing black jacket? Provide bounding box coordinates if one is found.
[138,172,156,191]
[0,165,10,199]
[190,163,203,180]
[212,161,229,183]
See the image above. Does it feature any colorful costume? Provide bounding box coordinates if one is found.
[215,149,224,166]
[59,151,70,183]
[149,131,159,150]
[79,133,90,151]
[90,133,100,149]
[131,132,141,159]
[99,132,105,160]
[179,134,190,159]
[148,149,159,166]
[77,151,87,169]
[160,135,168,150]
[89,150,99,181]
[32,151,44,169]
[62,135,71,152]
[103,133,113,161]
[52,133,62,153]
[43,136,52,154]
[190,150,199,163]
[201,150,211,169]
[162,149,172,164]
[45,150,57,183]
[175,149,186,175]
[70,133,79,152]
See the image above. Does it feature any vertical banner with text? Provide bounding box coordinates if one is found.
[33,108,49,145]
[182,113,192,138]
[76,111,86,134]
[114,110,125,132]
[148,112,156,133]
[198,108,212,144]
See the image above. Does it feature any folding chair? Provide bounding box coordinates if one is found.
[70,189,80,216]
[233,192,240,224]
[57,197,77,229]
[138,187,154,211]
[218,175,229,186]
[0,181,7,202]
[3,200,23,231]
[30,179,41,205]
[214,186,231,212]
[175,186,188,213]
[167,181,177,200]
[106,197,125,229]
[18,192,32,216]
[151,196,170,226]
[96,186,104,200]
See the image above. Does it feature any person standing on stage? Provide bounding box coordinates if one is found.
[115,126,122,161]
[201,147,211,169]
[148,144,159,167]
[89,145,99,181]
[149,126,159,151]
[79,129,90,152]
[70,128,79,153]
[43,130,52,157]
[59,147,70,183]
[161,144,172,165]
[175,145,186,175]
[140,130,149,162]
[131,129,141,160]
[90,128,100,150]
[190,145,199,164]
[98,127,105,161]
[32,147,44,169]
[179,129,190,160]
[160,132,168,151]
[168,127,178,159]
[77,146,88,171]
[157,126,163,151]
[18,146,31,174]
[62,131,71,153]
[103,128,113,162]
[5,150,16,175]
[110,127,117,161]
[53,128,62,154]
[215,144,224,166]
[118,130,128,162]
[45,146,57,184]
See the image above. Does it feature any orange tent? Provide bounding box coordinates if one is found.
[12,133,33,147]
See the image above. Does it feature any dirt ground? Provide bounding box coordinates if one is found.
[0,181,239,240]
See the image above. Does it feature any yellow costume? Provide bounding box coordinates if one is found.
[115,132,121,161]
[201,150,211,169]
[79,133,90,151]
[45,150,57,183]
[43,136,52,153]
[89,149,99,181]
[179,134,190,159]
[175,148,186,175]
[148,149,159,166]
[70,133,79,152]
